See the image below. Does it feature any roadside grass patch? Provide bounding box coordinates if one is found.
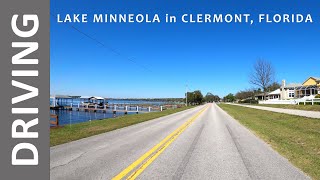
[219,103,320,179]
[50,106,194,147]
[253,104,320,112]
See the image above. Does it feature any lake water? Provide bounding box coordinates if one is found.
[50,109,137,126]
[50,99,183,126]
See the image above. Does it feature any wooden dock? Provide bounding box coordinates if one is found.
[50,103,186,116]
[51,103,165,114]
[74,107,150,114]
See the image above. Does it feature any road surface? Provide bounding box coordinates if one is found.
[50,103,309,180]
[227,103,320,119]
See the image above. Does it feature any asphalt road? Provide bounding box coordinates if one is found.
[50,103,309,180]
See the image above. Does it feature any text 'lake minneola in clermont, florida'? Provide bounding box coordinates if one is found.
[56,13,313,24]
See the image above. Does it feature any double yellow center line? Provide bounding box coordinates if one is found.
[113,105,209,180]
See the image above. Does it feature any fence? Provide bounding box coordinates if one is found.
[259,98,320,105]
[296,98,320,105]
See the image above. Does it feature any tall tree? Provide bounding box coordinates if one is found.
[223,93,235,102]
[250,59,275,100]
[205,92,220,102]
[186,90,204,105]
[186,92,195,105]
[193,90,204,105]
[205,92,214,102]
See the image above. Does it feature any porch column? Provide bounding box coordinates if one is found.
[305,89,307,97]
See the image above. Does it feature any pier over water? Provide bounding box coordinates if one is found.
[50,95,184,126]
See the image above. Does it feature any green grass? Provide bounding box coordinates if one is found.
[50,106,194,147]
[253,104,320,111]
[219,103,320,179]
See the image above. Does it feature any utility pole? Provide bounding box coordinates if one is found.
[185,84,188,106]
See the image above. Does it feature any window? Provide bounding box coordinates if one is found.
[289,93,295,98]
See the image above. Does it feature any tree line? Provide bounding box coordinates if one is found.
[185,91,221,105]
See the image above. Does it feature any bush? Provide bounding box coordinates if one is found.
[315,94,320,98]
[239,99,259,104]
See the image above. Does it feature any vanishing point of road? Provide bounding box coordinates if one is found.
[50,103,309,180]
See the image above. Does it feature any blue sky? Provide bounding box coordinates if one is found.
[50,0,320,98]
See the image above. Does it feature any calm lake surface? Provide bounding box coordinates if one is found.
[50,109,137,126]
[50,99,178,125]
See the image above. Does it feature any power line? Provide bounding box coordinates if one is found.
[50,13,152,72]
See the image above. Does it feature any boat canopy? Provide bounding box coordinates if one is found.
[80,96,105,100]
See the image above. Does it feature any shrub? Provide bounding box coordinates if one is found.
[239,99,258,104]
[315,94,320,98]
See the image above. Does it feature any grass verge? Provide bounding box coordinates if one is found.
[252,104,320,111]
[219,103,320,179]
[50,106,195,147]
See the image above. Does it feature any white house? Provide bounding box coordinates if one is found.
[255,89,281,100]
[280,77,320,99]
[268,89,281,100]
[280,80,302,100]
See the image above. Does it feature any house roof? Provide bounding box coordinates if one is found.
[296,84,319,90]
[255,93,264,97]
[282,83,302,88]
[312,77,320,82]
[268,89,281,95]
[302,76,320,85]
[254,88,281,97]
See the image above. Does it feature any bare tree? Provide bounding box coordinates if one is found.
[250,59,275,100]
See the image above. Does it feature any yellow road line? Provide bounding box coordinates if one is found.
[112,105,209,180]
[126,111,198,180]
